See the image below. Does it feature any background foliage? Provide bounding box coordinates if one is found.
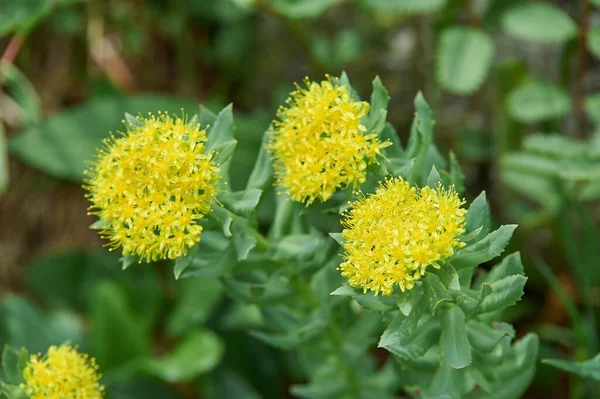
[2,0,600,398]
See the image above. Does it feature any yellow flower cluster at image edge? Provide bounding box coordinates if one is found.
[85,113,220,262]
[268,77,390,204]
[21,345,104,399]
[340,177,467,296]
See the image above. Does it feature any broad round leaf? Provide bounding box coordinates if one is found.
[502,3,577,43]
[506,81,572,122]
[362,0,447,15]
[436,26,495,95]
[585,93,600,124]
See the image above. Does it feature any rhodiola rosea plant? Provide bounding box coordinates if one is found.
[0,75,538,399]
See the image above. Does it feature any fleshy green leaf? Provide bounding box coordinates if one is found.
[428,365,462,399]
[479,275,527,313]
[167,278,223,337]
[440,306,472,369]
[211,139,238,166]
[465,191,491,240]
[502,2,577,43]
[543,353,600,381]
[207,104,235,152]
[448,152,465,195]
[1,346,27,386]
[450,225,517,269]
[436,26,495,95]
[466,320,512,353]
[141,330,224,382]
[507,80,572,123]
[330,285,397,312]
[426,165,442,188]
[422,274,452,314]
[174,232,237,279]
[246,134,273,190]
[91,282,150,371]
[219,189,263,216]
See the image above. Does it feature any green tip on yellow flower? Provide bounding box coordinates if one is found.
[339,177,467,296]
[267,76,390,205]
[22,345,104,399]
[84,112,220,262]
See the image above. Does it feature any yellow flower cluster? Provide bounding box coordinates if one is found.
[268,77,390,204]
[339,177,467,296]
[85,113,220,262]
[22,345,104,399]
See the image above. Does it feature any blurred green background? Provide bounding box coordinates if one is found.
[2,0,600,398]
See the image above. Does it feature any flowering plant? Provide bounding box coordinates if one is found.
[0,75,537,399]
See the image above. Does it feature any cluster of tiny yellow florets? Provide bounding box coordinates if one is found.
[340,177,467,296]
[268,77,390,204]
[84,113,220,262]
[21,345,104,399]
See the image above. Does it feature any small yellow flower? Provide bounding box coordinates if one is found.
[22,345,104,399]
[84,113,220,262]
[339,177,467,296]
[268,76,390,204]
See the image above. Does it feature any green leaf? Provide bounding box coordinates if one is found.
[167,278,223,337]
[465,191,491,240]
[272,234,323,262]
[426,165,442,188]
[208,205,233,237]
[231,217,257,261]
[588,28,600,60]
[450,225,517,269]
[502,2,577,43]
[543,353,600,381]
[270,0,344,19]
[91,281,150,371]
[422,274,452,314]
[506,80,572,123]
[222,271,292,305]
[0,0,49,35]
[1,63,42,126]
[0,124,8,193]
[174,232,237,279]
[9,95,198,181]
[479,252,524,285]
[363,0,447,15]
[211,139,238,166]
[207,104,235,152]
[440,305,471,369]
[436,26,494,95]
[0,296,80,353]
[585,93,600,124]
[366,76,389,135]
[466,320,512,353]
[428,365,462,399]
[246,134,273,190]
[492,334,539,399]
[0,383,28,399]
[141,329,224,382]
[408,92,435,185]
[330,285,397,312]
[479,275,527,313]
[2,346,27,385]
[448,152,465,195]
[219,189,262,216]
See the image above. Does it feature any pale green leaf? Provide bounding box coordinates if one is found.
[502,2,577,43]
[543,353,600,381]
[363,0,447,15]
[479,275,527,313]
[436,26,494,95]
[440,306,471,369]
[507,81,572,123]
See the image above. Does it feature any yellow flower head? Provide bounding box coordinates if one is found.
[339,177,467,296]
[268,77,390,204]
[84,112,220,262]
[22,345,104,399]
